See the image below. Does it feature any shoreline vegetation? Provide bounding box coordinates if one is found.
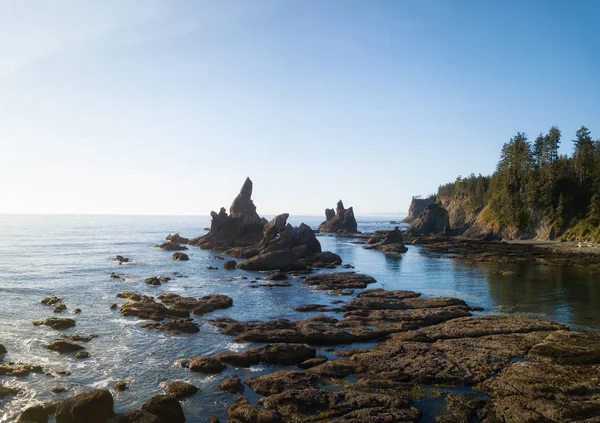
[3,178,600,423]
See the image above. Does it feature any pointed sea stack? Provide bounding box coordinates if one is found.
[189,178,268,250]
[318,200,358,234]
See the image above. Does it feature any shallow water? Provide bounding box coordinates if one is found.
[0,214,598,422]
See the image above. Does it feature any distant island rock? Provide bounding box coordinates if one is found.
[318,200,358,233]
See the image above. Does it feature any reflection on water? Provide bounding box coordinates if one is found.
[0,214,599,422]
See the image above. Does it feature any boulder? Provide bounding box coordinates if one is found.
[55,389,114,423]
[215,343,316,367]
[265,272,288,281]
[223,260,237,270]
[157,242,187,251]
[188,357,225,374]
[405,203,450,236]
[139,319,200,334]
[114,255,130,264]
[160,380,199,399]
[117,410,163,423]
[220,375,245,394]
[364,227,408,255]
[33,318,76,330]
[141,394,185,423]
[165,233,190,244]
[17,405,48,423]
[46,340,85,354]
[318,200,358,233]
[171,252,189,261]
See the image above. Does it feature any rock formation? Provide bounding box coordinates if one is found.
[364,227,408,255]
[318,200,358,233]
[189,178,268,250]
[402,197,432,223]
[405,203,450,237]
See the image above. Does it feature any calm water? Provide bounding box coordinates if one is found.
[0,214,599,422]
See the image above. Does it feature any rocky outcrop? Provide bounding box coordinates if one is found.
[318,200,358,233]
[141,394,185,423]
[221,375,244,394]
[403,197,432,223]
[55,389,114,423]
[165,233,190,244]
[33,317,76,330]
[190,178,267,250]
[156,241,187,251]
[405,203,450,237]
[363,227,408,255]
[46,340,85,354]
[139,319,200,334]
[303,272,376,291]
[160,380,199,399]
[214,343,316,367]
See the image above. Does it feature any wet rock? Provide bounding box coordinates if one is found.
[120,297,189,320]
[405,203,450,236]
[144,276,171,286]
[436,393,488,423]
[308,251,343,266]
[110,303,118,310]
[53,303,67,313]
[157,241,187,251]
[141,394,185,423]
[46,340,85,354]
[17,405,48,423]
[73,308,81,314]
[265,272,288,281]
[221,375,245,394]
[0,362,44,377]
[116,292,144,301]
[0,384,19,398]
[258,388,419,422]
[165,233,190,244]
[247,370,320,396]
[223,260,237,270]
[364,227,408,255]
[297,355,328,369]
[303,272,376,290]
[171,252,189,261]
[0,343,6,355]
[139,319,200,334]
[527,330,600,364]
[259,282,292,288]
[293,304,334,312]
[227,397,284,423]
[188,357,226,374]
[114,255,130,264]
[215,343,316,367]
[209,417,220,423]
[318,200,358,233]
[237,251,303,271]
[52,385,67,393]
[114,381,129,391]
[117,410,163,423]
[157,293,232,315]
[55,389,114,423]
[110,272,121,279]
[41,296,63,306]
[33,318,76,330]
[60,333,97,343]
[75,351,90,359]
[160,380,198,399]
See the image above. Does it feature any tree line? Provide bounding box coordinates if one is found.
[436,126,600,241]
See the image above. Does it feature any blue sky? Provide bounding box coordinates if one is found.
[1,0,598,215]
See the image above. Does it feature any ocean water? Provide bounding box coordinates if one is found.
[0,214,599,422]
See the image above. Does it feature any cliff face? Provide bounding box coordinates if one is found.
[402,198,431,223]
[405,203,450,236]
[436,195,482,235]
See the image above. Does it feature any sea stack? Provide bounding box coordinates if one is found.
[318,200,358,234]
[402,197,432,223]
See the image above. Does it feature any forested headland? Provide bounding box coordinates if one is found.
[426,126,600,242]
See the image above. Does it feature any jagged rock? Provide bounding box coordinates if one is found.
[46,340,85,354]
[364,227,408,255]
[33,318,76,330]
[215,343,316,367]
[114,255,130,264]
[227,397,284,423]
[114,381,128,391]
[171,252,189,261]
[166,233,190,244]
[190,178,267,250]
[55,389,114,423]
[220,375,245,394]
[303,272,376,290]
[403,197,432,223]
[116,292,144,301]
[160,380,199,399]
[41,296,63,306]
[157,241,187,251]
[223,260,237,270]
[405,203,450,236]
[188,357,226,374]
[0,362,44,377]
[157,293,232,315]
[53,303,67,313]
[141,394,185,423]
[318,200,358,233]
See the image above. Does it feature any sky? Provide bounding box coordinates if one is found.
[0,0,599,216]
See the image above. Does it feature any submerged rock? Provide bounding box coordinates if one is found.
[46,340,85,354]
[318,200,358,233]
[41,296,63,306]
[114,381,129,391]
[0,362,44,377]
[303,272,377,290]
[157,241,187,251]
[139,319,200,334]
[55,389,114,423]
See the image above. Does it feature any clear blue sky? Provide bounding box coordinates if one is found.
[1,0,598,215]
